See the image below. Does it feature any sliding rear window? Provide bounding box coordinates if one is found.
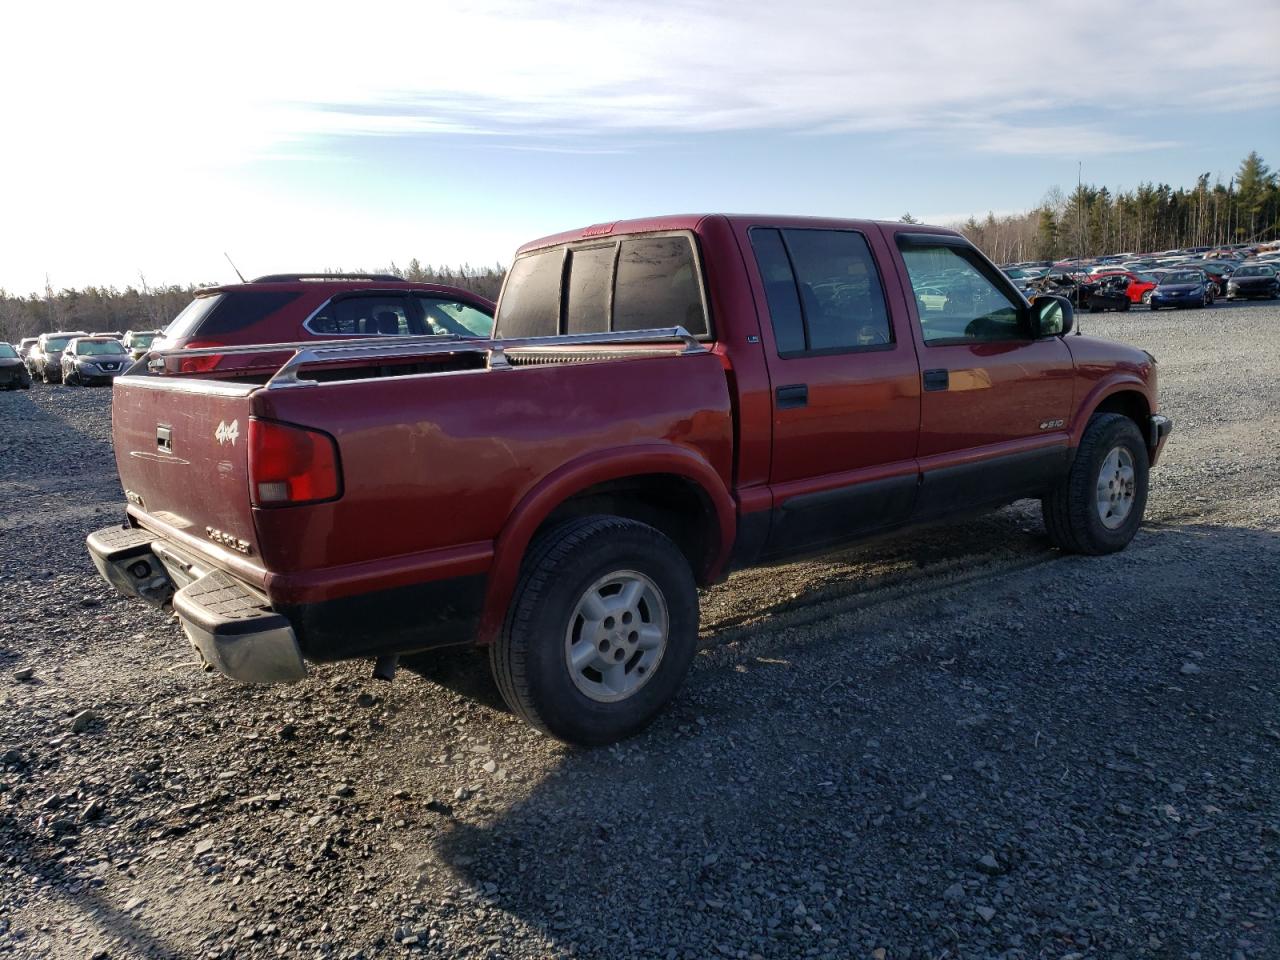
[495,233,709,339]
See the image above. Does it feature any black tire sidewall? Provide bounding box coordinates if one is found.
[508,520,699,745]
[1075,417,1149,552]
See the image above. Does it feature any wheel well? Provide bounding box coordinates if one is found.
[1091,390,1149,437]
[535,474,719,585]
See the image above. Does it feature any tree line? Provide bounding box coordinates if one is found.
[943,151,1278,264]
[0,262,507,345]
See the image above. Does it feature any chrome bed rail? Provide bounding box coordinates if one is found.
[135,327,706,389]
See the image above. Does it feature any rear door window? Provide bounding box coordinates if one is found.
[309,295,420,336]
[613,237,707,335]
[749,227,892,354]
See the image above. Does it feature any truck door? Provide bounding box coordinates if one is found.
[890,232,1074,518]
[746,225,923,557]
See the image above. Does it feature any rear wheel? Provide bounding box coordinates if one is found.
[1141,289,1153,305]
[1042,413,1149,555]
[490,515,699,746]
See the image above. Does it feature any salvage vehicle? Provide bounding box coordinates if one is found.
[1149,270,1214,310]
[122,329,163,360]
[1079,275,1132,313]
[88,215,1172,746]
[0,342,32,389]
[1225,264,1279,300]
[16,337,38,363]
[61,336,131,386]
[150,274,495,375]
[27,331,89,383]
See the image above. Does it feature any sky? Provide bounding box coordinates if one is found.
[2,0,1278,294]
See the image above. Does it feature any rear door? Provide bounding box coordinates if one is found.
[890,232,1074,517]
[745,225,922,556]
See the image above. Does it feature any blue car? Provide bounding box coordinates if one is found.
[1148,270,1214,311]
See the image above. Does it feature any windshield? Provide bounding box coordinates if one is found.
[77,339,127,356]
[45,336,73,351]
[129,332,157,348]
[1162,272,1202,285]
[1234,265,1274,277]
[0,344,17,359]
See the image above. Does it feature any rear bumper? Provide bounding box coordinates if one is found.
[1149,414,1173,466]
[86,525,306,684]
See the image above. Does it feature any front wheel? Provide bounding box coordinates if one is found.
[1042,413,1149,555]
[490,515,699,746]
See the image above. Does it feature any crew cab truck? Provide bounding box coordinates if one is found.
[88,215,1172,746]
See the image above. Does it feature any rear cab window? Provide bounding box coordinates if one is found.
[495,233,709,340]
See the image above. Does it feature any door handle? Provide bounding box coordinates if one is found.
[922,369,949,392]
[156,424,172,453]
[775,384,808,409]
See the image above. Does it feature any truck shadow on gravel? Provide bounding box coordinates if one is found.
[425,520,1278,959]
[0,810,183,958]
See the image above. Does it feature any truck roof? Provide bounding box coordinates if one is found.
[515,214,962,255]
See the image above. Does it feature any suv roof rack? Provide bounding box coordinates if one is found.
[249,273,405,283]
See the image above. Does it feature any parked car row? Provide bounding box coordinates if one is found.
[1002,241,1280,307]
[8,329,160,386]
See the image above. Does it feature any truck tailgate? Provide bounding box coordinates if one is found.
[112,377,260,558]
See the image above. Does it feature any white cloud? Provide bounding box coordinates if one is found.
[1,0,1277,291]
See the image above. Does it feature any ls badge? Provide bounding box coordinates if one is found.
[215,419,240,446]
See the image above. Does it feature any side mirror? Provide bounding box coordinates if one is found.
[1030,294,1074,337]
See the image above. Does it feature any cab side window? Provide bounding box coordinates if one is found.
[897,243,1024,344]
[749,227,892,356]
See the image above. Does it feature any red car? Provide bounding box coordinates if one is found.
[89,215,1171,746]
[151,273,495,373]
[1088,270,1159,305]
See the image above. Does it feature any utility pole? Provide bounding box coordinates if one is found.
[1077,161,1085,266]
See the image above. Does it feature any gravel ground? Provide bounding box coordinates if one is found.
[1,301,1277,960]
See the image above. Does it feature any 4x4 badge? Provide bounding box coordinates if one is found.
[215,419,240,446]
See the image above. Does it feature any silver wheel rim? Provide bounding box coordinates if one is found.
[1096,446,1136,530]
[564,570,669,703]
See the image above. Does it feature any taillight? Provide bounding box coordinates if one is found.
[178,339,224,374]
[179,355,223,373]
[248,418,341,506]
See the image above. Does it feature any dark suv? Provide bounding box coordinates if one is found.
[151,274,496,367]
[27,331,90,383]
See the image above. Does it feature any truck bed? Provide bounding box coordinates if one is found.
[110,328,734,656]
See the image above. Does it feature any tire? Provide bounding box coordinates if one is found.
[1141,290,1153,305]
[1119,299,1130,312]
[41,366,52,384]
[490,515,699,746]
[1042,413,1149,555]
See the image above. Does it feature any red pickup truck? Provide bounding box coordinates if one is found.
[88,215,1171,745]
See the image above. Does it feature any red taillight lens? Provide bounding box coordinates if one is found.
[248,418,341,507]
[178,354,223,373]
[177,339,225,374]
